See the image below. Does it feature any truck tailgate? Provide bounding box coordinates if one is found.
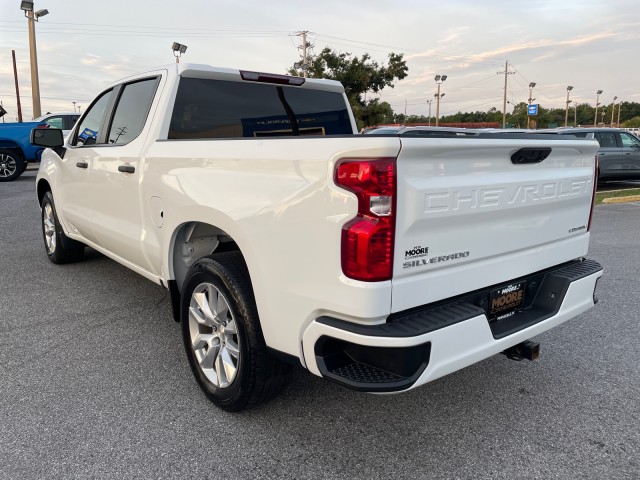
[392,136,599,313]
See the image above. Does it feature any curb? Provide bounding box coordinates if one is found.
[601,195,640,204]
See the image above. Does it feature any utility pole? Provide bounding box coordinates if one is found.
[498,60,515,129]
[12,50,23,122]
[302,31,308,78]
[296,31,313,78]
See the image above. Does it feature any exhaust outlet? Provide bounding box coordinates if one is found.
[502,340,540,361]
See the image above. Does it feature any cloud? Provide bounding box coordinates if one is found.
[437,27,471,45]
[469,31,620,62]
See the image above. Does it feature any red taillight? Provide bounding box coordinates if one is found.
[587,155,599,232]
[335,158,396,281]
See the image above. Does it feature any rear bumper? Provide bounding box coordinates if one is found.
[302,259,603,392]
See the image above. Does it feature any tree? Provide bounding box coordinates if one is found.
[623,116,640,128]
[290,48,408,128]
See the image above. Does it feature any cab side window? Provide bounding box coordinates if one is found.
[107,78,159,145]
[620,132,640,148]
[72,89,113,146]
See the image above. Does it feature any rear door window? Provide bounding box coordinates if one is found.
[64,115,80,130]
[594,132,618,148]
[169,78,352,139]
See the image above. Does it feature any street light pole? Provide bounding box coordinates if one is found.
[610,96,618,127]
[617,101,622,127]
[404,99,407,125]
[21,1,49,119]
[527,82,536,129]
[593,90,603,127]
[434,74,447,127]
[564,86,573,127]
[427,99,433,126]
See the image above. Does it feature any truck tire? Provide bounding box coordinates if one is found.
[0,149,26,182]
[181,252,290,411]
[41,191,85,264]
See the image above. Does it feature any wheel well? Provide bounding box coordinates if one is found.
[37,179,51,206]
[171,222,240,294]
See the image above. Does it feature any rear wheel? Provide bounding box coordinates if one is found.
[0,149,26,182]
[41,191,85,263]
[181,252,290,411]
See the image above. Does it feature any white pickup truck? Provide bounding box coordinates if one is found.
[33,63,603,411]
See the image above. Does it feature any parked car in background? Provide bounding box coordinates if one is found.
[623,127,640,139]
[35,112,80,137]
[539,128,640,181]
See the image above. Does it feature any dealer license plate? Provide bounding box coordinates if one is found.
[489,281,526,320]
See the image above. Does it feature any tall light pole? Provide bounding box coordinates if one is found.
[610,96,618,127]
[564,86,573,127]
[427,99,433,126]
[574,103,578,127]
[171,42,187,63]
[593,90,603,127]
[404,99,407,125]
[527,82,536,129]
[434,74,447,127]
[20,1,49,119]
[617,101,622,127]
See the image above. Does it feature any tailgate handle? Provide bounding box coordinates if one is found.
[511,148,551,164]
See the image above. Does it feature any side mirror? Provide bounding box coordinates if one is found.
[31,127,64,148]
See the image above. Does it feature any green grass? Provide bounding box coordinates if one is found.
[595,188,640,204]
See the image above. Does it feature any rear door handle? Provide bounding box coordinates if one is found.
[118,165,135,174]
[76,161,88,169]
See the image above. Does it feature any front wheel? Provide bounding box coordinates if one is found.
[181,252,290,411]
[0,149,26,182]
[41,191,85,264]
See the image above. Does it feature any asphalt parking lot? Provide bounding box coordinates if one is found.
[1,169,639,479]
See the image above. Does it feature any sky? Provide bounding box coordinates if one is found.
[1,0,639,121]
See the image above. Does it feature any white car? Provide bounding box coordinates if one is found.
[34,112,80,137]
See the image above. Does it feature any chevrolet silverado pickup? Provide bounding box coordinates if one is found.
[33,63,603,411]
